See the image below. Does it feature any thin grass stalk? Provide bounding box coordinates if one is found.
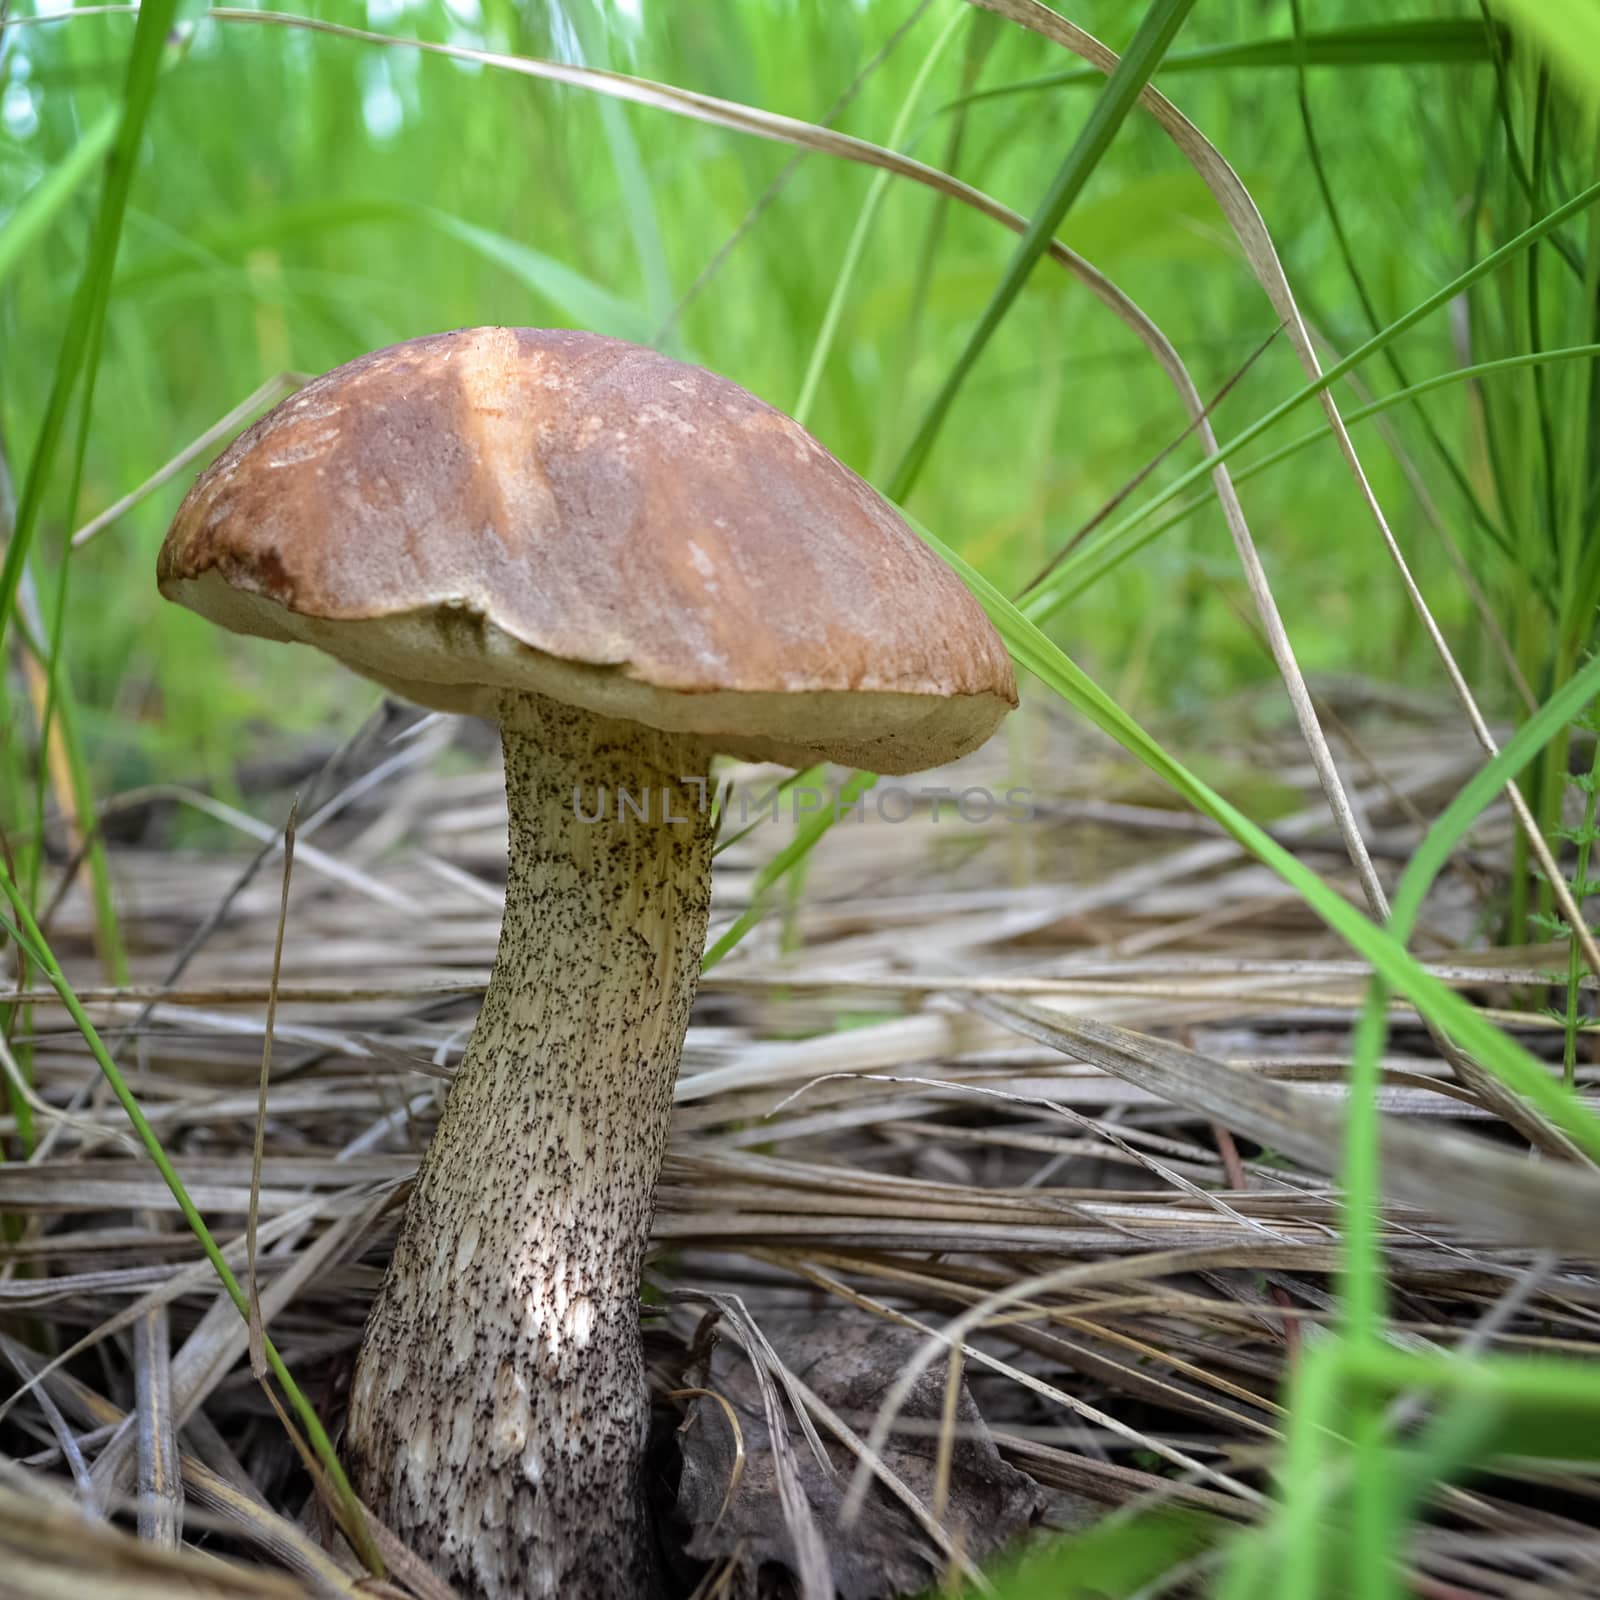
[1287,0,1509,561]
[872,11,1000,484]
[0,0,180,1002]
[0,108,117,290]
[1563,722,1600,1086]
[566,0,674,330]
[793,3,963,430]
[1338,1344,1600,1435]
[32,318,128,983]
[959,10,1600,991]
[1130,343,1600,552]
[1263,1341,1340,1600]
[703,769,877,970]
[1319,639,1600,1590]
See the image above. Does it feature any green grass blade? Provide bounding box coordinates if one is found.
[1338,1344,1600,1447]
[1494,1,1600,104]
[23,611,128,983]
[567,0,674,331]
[1270,1340,1343,1600]
[943,20,1505,111]
[1388,656,1600,940]
[792,3,962,428]
[885,0,1198,501]
[114,197,656,344]
[1308,640,1600,1594]
[701,770,877,971]
[1563,727,1600,1086]
[0,108,118,291]
[422,209,657,343]
[31,207,130,984]
[1062,343,1600,612]
[1286,0,1508,562]
[981,1505,1217,1598]
[0,1,181,643]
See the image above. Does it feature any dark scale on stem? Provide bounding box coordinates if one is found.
[347,690,714,1600]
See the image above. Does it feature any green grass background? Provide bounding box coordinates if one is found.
[3,0,1536,789]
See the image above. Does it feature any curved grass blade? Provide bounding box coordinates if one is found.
[1325,647,1600,1595]
[1113,344,1600,573]
[564,0,673,330]
[1286,0,1509,562]
[114,196,656,344]
[1494,0,1600,104]
[976,0,1600,992]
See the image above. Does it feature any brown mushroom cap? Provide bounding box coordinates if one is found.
[158,327,1016,774]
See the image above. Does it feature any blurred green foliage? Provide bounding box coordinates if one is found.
[1,0,1553,791]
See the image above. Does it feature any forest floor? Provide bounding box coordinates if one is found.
[7,681,1598,1599]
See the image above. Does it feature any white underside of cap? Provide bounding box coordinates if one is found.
[166,572,1010,775]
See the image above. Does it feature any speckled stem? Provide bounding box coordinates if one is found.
[347,691,714,1600]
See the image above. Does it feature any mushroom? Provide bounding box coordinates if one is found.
[157,327,1017,1600]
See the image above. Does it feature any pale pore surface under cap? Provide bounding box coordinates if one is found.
[162,571,1008,774]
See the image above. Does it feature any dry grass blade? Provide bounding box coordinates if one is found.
[772,1070,1290,1242]
[0,1467,308,1599]
[12,1,1600,1592]
[131,1298,180,1547]
[777,1367,990,1592]
[50,0,1387,935]
[671,1291,833,1600]
[967,0,1390,932]
[18,5,1498,999]
[1312,338,1539,719]
[1,1333,362,1594]
[69,372,304,550]
[1017,321,1285,597]
[652,0,938,343]
[826,1260,1268,1525]
[83,1200,378,1513]
[150,788,419,915]
[931,1347,964,1522]
[248,799,297,1381]
[963,991,1600,1254]
[669,1387,748,1534]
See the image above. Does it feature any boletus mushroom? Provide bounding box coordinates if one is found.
[157,327,1017,1600]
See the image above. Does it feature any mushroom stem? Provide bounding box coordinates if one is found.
[347,690,714,1600]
